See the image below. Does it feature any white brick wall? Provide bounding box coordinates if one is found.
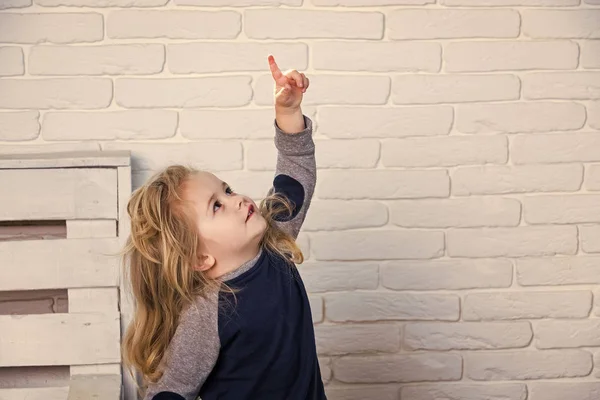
[1,0,599,398]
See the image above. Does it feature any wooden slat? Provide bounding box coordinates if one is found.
[66,220,116,239]
[0,387,68,400]
[68,374,121,400]
[0,313,120,367]
[0,151,130,169]
[68,288,118,314]
[0,238,119,291]
[0,168,118,221]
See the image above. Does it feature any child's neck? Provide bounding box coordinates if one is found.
[210,245,263,280]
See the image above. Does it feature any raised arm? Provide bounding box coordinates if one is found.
[266,55,315,239]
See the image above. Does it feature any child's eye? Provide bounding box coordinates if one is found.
[225,186,234,195]
[213,200,222,213]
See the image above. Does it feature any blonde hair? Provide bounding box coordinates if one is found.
[121,165,303,387]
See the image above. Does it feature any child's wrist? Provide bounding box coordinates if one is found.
[275,107,305,134]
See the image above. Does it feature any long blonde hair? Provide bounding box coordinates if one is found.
[121,165,303,387]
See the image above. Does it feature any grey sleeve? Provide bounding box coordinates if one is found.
[271,115,316,240]
[143,291,220,400]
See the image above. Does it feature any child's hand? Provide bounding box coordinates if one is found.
[269,55,309,112]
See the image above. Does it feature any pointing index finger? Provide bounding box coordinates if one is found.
[268,55,286,85]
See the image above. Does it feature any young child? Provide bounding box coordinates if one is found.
[121,55,326,400]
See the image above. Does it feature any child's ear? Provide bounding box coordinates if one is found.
[195,254,215,272]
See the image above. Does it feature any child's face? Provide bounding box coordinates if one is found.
[184,171,267,275]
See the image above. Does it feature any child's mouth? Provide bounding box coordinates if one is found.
[246,205,254,222]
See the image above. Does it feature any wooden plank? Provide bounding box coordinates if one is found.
[71,364,121,376]
[0,238,119,291]
[0,387,68,400]
[0,151,130,169]
[0,313,120,367]
[68,374,121,400]
[68,288,118,314]
[66,220,116,239]
[0,168,118,221]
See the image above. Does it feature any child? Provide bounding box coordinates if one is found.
[121,55,326,400]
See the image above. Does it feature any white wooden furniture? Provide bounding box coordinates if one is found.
[0,151,135,400]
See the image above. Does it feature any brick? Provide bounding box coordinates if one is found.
[181,109,275,139]
[245,139,380,170]
[325,386,397,400]
[580,225,600,253]
[297,233,310,260]
[298,262,379,293]
[596,352,600,377]
[169,42,306,74]
[0,111,40,141]
[442,0,578,4]
[448,226,578,258]
[523,10,600,38]
[0,0,30,8]
[319,358,331,383]
[303,200,388,231]
[456,102,585,134]
[452,164,583,195]
[536,320,600,349]
[401,384,527,400]
[317,170,449,199]
[115,77,251,108]
[176,0,299,4]
[102,142,241,173]
[518,256,600,285]
[0,79,112,110]
[405,322,532,351]
[524,195,600,224]
[392,74,520,104]
[464,291,592,321]
[43,110,176,141]
[589,102,600,130]
[315,324,400,355]
[382,135,507,167]
[513,133,600,164]
[466,350,592,380]
[325,292,458,322]
[310,296,323,323]
[108,11,240,39]
[446,41,578,72]
[0,47,23,76]
[254,74,390,106]
[334,354,461,383]
[39,0,166,5]
[29,44,164,76]
[318,106,452,138]
[390,198,520,228]
[312,230,444,261]
[389,9,519,40]
[529,383,600,400]
[245,10,383,40]
[0,143,99,155]
[313,42,440,72]
[382,259,512,290]
[314,0,434,4]
[582,41,600,69]
[0,13,102,44]
[523,72,600,100]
